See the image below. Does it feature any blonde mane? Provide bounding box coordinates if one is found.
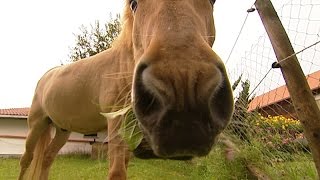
[112,2,134,49]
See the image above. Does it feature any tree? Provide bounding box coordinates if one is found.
[68,15,121,62]
[229,77,254,141]
[232,74,242,91]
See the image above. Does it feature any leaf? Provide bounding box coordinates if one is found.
[119,108,143,150]
[100,105,143,151]
[100,105,132,119]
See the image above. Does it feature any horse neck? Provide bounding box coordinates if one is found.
[96,20,135,109]
[111,43,134,76]
[97,40,135,109]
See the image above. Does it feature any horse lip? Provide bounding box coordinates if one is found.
[134,107,216,158]
[132,63,224,158]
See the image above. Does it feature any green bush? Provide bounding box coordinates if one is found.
[248,114,308,153]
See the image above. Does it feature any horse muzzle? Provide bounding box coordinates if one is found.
[132,62,234,158]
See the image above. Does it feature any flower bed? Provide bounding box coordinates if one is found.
[250,114,308,152]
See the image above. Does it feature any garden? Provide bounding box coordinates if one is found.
[0,113,316,179]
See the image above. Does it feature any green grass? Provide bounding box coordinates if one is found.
[0,158,19,179]
[0,147,316,180]
[127,147,251,180]
[263,155,317,180]
[0,148,249,180]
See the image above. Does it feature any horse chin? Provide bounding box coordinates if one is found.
[133,138,194,160]
[133,106,219,159]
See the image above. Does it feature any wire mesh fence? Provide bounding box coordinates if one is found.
[223,0,320,178]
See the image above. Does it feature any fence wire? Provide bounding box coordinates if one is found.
[224,0,320,178]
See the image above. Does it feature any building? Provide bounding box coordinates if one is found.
[0,108,105,156]
[248,70,320,118]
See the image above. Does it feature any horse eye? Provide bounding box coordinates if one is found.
[130,0,138,12]
[210,0,216,6]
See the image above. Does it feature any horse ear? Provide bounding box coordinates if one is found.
[100,105,132,120]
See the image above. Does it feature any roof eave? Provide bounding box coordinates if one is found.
[0,115,28,119]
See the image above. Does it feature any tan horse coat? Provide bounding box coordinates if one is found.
[19,0,234,179]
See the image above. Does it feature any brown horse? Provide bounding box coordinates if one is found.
[18,0,234,179]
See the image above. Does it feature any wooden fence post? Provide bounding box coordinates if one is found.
[254,0,320,177]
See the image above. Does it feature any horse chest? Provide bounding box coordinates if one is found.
[49,111,108,134]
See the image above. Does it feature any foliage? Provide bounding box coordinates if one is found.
[256,115,302,132]
[101,106,143,151]
[68,15,121,62]
[227,75,310,176]
[232,74,242,91]
[120,108,144,151]
[249,114,307,153]
[229,76,307,152]
[229,77,254,141]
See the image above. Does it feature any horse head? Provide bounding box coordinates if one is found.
[126,0,234,158]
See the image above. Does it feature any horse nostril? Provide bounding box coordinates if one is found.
[135,63,148,78]
[133,63,161,117]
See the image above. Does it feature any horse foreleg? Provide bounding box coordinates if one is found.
[107,116,130,180]
[18,116,49,180]
[40,127,70,180]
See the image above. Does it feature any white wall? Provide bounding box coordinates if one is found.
[0,118,93,155]
[0,138,26,155]
[0,138,93,155]
[0,118,28,136]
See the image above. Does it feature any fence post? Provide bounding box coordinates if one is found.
[254,0,320,176]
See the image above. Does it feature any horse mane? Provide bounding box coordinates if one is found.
[112,1,134,49]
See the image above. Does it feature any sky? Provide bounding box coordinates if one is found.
[0,0,318,108]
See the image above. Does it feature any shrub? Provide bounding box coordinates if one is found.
[249,114,308,153]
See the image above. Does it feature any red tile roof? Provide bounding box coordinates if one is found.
[0,108,29,118]
[249,70,320,111]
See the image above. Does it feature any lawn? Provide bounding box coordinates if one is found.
[0,145,317,180]
[0,147,249,180]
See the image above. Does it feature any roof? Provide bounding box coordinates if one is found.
[249,70,320,111]
[0,108,29,118]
